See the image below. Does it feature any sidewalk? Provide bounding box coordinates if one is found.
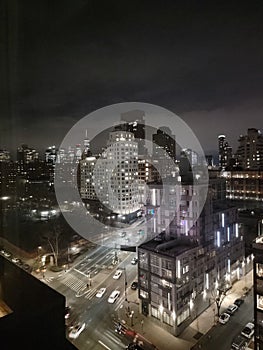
[119,269,253,350]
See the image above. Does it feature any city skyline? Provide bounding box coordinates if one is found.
[1,1,263,154]
[1,2,263,349]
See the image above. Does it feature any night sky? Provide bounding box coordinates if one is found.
[1,0,263,156]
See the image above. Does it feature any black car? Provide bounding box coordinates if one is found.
[234,298,244,307]
[131,281,138,290]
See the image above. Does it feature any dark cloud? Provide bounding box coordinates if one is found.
[1,0,263,155]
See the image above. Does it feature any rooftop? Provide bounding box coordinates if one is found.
[139,236,199,258]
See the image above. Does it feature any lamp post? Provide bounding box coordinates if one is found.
[130,310,134,326]
[67,245,70,269]
[87,273,91,287]
[37,246,42,270]
[124,266,128,301]
[0,196,10,227]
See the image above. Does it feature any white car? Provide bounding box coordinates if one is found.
[96,287,106,298]
[226,304,238,315]
[113,270,122,279]
[219,312,230,324]
[108,290,120,304]
[241,322,254,339]
[68,322,85,339]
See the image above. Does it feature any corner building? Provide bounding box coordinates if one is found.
[138,178,245,336]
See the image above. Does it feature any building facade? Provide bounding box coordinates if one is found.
[218,134,233,170]
[79,156,97,200]
[138,179,245,336]
[222,170,263,202]
[93,130,140,217]
[236,128,263,170]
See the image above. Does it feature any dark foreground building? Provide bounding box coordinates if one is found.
[0,255,77,350]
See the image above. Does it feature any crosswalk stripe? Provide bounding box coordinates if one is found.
[84,288,97,299]
[114,295,125,311]
[104,330,121,345]
[60,274,86,292]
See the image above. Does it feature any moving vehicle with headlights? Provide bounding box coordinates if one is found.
[113,269,122,279]
[96,287,106,298]
[68,322,85,339]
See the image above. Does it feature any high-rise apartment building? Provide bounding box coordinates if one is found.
[45,146,57,164]
[17,144,39,164]
[93,130,140,217]
[152,127,176,161]
[0,150,11,162]
[218,135,233,170]
[236,128,263,170]
[120,110,146,156]
[79,156,97,200]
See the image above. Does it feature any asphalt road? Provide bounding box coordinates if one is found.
[49,245,140,349]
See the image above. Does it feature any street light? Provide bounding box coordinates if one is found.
[42,267,46,278]
[130,310,134,326]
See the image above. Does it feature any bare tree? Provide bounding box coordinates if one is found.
[210,283,229,317]
[43,223,61,267]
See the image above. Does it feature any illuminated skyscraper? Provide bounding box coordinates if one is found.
[218,135,232,170]
[236,128,263,169]
[94,130,140,217]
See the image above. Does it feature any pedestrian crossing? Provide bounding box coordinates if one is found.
[101,329,127,349]
[43,276,54,283]
[60,274,87,292]
[114,294,125,311]
[57,273,103,299]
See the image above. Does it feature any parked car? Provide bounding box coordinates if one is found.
[241,322,254,339]
[108,290,120,304]
[11,257,20,264]
[96,287,106,298]
[68,322,85,339]
[231,335,248,350]
[219,312,230,324]
[22,263,32,272]
[113,270,122,279]
[3,251,11,258]
[226,304,238,315]
[131,257,138,265]
[234,298,244,307]
[131,281,138,290]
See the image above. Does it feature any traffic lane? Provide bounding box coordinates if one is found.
[198,290,253,350]
[75,246,112,273]
[73,293,130,350]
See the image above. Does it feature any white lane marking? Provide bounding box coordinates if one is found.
[104,330,121,345]
[98,340,112,350]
